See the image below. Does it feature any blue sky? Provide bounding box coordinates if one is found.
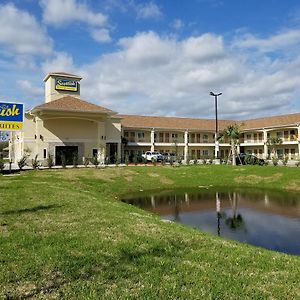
[1,0,300,120]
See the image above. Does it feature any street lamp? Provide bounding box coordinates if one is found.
[210,92,222,159]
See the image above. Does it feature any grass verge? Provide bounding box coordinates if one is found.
[1,165,300,299]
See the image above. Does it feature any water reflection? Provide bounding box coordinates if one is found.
[122,188,300,255]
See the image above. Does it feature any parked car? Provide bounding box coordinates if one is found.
[236,153,265,166]
[142,151,163,162]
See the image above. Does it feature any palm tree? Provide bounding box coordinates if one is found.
[266,137,283,158]
[219,124,241,166]
[225,192,246,231]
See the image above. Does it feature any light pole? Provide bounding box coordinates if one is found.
[210,92,222,159]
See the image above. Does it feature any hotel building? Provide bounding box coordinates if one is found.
[9,72,300,164]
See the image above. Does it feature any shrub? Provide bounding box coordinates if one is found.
[0,159,4,173]
[170,158,174,166]
[73,154,78,168]
[208,158,213,165]
[125,154,129,166]
[61,154,66,168]
[133,155,138,166]
[114,152,120,166]
[151,157,157,166]
[18,155,28,170]
[203,158,207,165]
[91,156,99,168]
[282,156,288,166]
[47,154,54,169]
[272,157,279,166]
[32,154,39,170]
[264,160,269,166]
[295,159,300,167]
[143,154,148,165]
[83,157,90,167]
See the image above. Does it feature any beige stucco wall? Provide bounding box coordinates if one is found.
[14,113,122,164]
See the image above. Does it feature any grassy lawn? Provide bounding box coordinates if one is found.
[1,165,300,299]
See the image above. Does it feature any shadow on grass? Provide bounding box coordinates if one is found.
[1,204,61,215]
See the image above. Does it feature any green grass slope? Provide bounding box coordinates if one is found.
[1,166,300,299]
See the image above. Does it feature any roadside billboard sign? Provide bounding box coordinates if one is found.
[0,102,24,131]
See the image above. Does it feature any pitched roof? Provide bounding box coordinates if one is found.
[32,96,116,115]
[242,112,300,130]
[119,114,237,131]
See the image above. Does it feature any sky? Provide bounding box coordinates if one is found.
[1,0,300,120]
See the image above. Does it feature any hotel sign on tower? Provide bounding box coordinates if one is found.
[0,102,24,131]
[55,78,78,92]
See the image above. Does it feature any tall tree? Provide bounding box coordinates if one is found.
[266,137,283,158]
[220,124,241,166]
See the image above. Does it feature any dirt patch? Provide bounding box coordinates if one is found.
[160,177,174,185]
[234,173,282,184]
[285,180,300,191]
[148,173,160,177]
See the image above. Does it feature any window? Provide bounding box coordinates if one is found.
[43,149,47,159]
[191,133,195,143]
[253,133,257,141]
[290,130,296,141]
[124,131,129,138]
[197,150,201,158]
[276,149,284,158]
[196,134,201,143]
[92,149,98,157]
[246,134,251,141]
[258,133,263,141]
[159,132,164,142]
[203,135,208,143]
[172,133,178,139]
[129,132,135,142]
[191,149,196,158]
[137,132,145,142]
[202,150,208,157]
[276,132,283,138]
[284,131,289,139]
[165,133,169,143]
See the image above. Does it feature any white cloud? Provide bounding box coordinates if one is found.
[91,28,112,43]
[0,3,52,56]
[40,0,107,27]
[42,52,76,74]
[40,0,112,44]
[18,80,44,98]
[74,30,300,119]
[118,31,175,66]
[182,34,225,61]
[136,1,162,19]
[171,19,184,30]
[234,29,300,53]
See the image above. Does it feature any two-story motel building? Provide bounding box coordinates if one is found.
[9,72,300,165]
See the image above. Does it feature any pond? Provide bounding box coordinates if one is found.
[122,188,300,256]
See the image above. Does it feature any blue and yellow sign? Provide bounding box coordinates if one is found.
[0,102,24,131]
[55,78,78,92]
